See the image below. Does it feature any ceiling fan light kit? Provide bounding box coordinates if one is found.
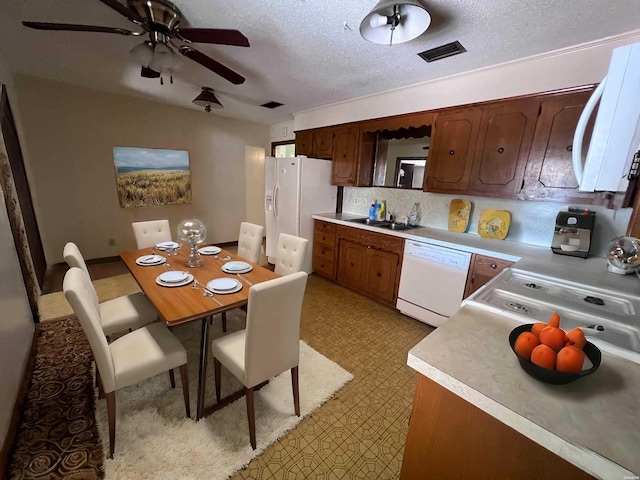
[360,0,431,46]
[193,87,223,112]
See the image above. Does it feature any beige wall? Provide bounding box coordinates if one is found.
[0,65,35,455]
[14,75,270,264]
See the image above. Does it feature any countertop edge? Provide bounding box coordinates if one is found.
[407,352,633,479]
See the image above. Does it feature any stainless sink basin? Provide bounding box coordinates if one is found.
[348,218,419,230]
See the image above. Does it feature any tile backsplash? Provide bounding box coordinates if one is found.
[342,187,632,258]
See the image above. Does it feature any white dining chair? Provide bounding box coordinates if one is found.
[220,222,265,333]
[132,219,172,249]
[273,233,309,276]
[211,271,308,449]
[237,222,265,265]
[63,242,157,337]
[63,267,190,458]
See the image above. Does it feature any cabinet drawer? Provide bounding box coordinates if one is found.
[315,220,337,234]
[314,244,335,262]
[473,255,513,274]
[336,225,404,254]
[314,231,336,247]
[313,257,335,277]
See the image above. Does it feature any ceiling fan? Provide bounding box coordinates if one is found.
[22,0,250,85]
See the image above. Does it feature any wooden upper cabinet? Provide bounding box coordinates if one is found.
[295,129,313,156]
[521,88,598,203]
[331,125,375,186]
[294,127,334,159]
[468,100,539,195]
[425,109,482,192]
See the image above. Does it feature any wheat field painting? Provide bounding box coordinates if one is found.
[113,147,192,208]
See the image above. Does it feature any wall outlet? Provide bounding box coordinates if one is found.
[354,197,360,206]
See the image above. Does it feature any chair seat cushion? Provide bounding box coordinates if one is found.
[210,330,246,385]
[110,322,187,391]
[100,292,157,336]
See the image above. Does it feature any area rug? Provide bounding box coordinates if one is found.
[8,318,104,480]
[38,274,140,322]
[96,309,353,480]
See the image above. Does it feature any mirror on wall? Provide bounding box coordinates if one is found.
[372,126,431,189]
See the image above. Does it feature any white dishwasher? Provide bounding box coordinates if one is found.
[396,240,472,327]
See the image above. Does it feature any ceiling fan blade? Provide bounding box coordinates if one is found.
[98,0,145,25]
[179,46,245,85]
[177,28,250,47]
[22,21,132,35]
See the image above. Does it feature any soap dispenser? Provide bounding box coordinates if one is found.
[409,202,421,226]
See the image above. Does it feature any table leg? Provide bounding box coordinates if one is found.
[197,316,210,420]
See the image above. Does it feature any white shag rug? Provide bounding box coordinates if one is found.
[96,313,353,480]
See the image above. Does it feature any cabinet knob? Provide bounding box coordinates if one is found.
[376,272,382,277]
[497,147,504,154]
[350,262,355,267]
[490,263,497,269]
[449,150,455,156]
[566,145,572,152]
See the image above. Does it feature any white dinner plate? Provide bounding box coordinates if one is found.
[155,241,180,250]
[159,271,189,283]
[198,246,222,255]
[222,264,253,274]
[206,278,242,294]
[222,261,252,272]
[136,255,165,266]
[155,273,194,288]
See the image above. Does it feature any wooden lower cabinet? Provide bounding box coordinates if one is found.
[312,220,337,279]
[334,225,403,307]
[464,254,514,298]
[400,375,595,480]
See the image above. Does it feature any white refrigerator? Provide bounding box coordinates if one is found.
[265,155,337,273]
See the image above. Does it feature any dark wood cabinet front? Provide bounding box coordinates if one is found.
[469,100,539,195]
[294,127,334,159]
[521,88,598,203]
[332,126,359,185]
[294,130,313,156]
[463,254,514,298]
[312,220,337,278]
[425,109,482,192]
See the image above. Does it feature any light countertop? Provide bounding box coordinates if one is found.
[408,305,640,478]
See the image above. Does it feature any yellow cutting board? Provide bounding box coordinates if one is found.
[478,209,511,240]
[448,199,472,233]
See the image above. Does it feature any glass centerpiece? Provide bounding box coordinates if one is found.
[177,219,206,267]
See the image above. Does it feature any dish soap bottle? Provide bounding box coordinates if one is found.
[409,202,421,226]
[378,200,386,221]
[369,202,376,220]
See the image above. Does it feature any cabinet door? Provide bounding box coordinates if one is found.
[425,109,482,192]
[332,125,361,186]
[312,128,334,158]
[521,89,598,203]
[469,100,539,195]
[364,248,399,305]
[295,130,313,156]
[337,239,367,287]
[464,254,514,298]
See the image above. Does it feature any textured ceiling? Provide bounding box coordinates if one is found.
[1,0,639,125]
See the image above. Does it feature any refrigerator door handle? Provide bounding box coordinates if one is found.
[273,184,279,219]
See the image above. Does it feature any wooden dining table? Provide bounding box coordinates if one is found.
[120,244,279,419]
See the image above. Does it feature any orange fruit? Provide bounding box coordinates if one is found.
[539,326,566,353]
[514,332,540,361]
[548,312,561,329]
[556,346,586,374]
[530,322,547,339]
[530,344,556,370]
[565,328,587,350]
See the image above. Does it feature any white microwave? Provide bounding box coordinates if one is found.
[573,42,640,192]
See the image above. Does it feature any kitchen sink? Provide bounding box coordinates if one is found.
[348,218,420,230]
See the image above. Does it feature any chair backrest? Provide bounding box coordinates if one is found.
[63,267,116,393]
[274,233,309,276]
[244,271,308,388]
[132,219,172,249]
[63,241,90,278]
[237,222,265,264]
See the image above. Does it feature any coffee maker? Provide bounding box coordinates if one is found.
[551,208,596,258]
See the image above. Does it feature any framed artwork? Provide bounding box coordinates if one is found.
[113,146,192,208]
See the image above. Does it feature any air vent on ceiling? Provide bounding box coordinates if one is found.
[418,41,466,63]
[261,101,284,109]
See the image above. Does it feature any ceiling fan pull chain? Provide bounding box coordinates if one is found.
[160,76,164,85]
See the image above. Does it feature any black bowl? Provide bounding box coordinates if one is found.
[508,324,601,385]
